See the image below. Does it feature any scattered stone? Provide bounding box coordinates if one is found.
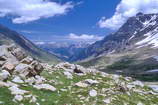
[63,71,73,79]
[14,95,23,102]
[11,48,26,61]
[0,101,4,104]
[60,89,67,92]
[0,61,5,66]
[9,86,29,95]
[21,56,33,64]
[12,76,24,83]
[25,77,36,85]
[2,62,15,71]
[89,89,97,97]
[29,96,37,103]
[34,75,46,84]
[14,63,30,76]
[33,84,56,92]
[0,70,10,81]
[31,61,43,74]
[131,81,144,87]
[148,85,158,92]
[74,65,84,73]
[41,99,45,102]
[84,79,99,85]
[137,102,144,105]
[103,98,111,104]
[0,81,9,87]
[75,82,89,88]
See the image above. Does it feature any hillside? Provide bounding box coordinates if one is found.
[0,45,158,105]
[0,24,60,64]
[77,13,158,81]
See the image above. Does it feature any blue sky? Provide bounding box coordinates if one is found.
[0,0,158,43]
[0,0,120,43]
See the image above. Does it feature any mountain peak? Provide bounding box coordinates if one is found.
[136,12,144,17]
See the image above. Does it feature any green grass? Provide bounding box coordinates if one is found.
[0,69,158,105]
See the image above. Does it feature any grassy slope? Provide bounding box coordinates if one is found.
[0,68,158,105]
[78,47,158,81]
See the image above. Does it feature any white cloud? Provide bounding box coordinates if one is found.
[69,33,103,41]
[0,0,73,23]
[98,0,158,30]
[34,41,46,45]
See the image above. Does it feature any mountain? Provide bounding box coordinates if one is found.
[36,42,90,62]
[0,24,60,64]
[77,13,158,81]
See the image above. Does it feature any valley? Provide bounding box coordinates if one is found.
[0,0,158,104]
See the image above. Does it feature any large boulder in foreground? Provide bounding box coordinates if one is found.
[0,44,44,79]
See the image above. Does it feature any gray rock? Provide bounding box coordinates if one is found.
[2,62,15,72]
[0,70,10,81]
[14,63,30,76]
[63,71,73,79]
[12,76,24,83]
[89,89,97,97]
[13,95,23,102]
[33,84,56,91]
[84,79,99,85]
[8,86,29,95]
[11,48,27,61]
[21,56,33,64]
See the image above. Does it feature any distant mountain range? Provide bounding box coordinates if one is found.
[0,24,60,64]
[36,42,90,62]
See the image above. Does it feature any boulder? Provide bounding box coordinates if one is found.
[0,45,9,59]
[2,62,15,72]
[84,79,99,85]
[0,61,5,66]
[34,75,46,84]
[0,81,9,87]
[11,48,27,61]
[55,62,75,70]
[33,84,56,92]
[103,98,111,104]
[25,77,36,85]
[9,86,29,95]
[74,65,84,73]
[75,81,89,88]
[63,71,73,79]
[31,61,43,75]
[13,95,23,102]
[14,63,30,76]
[0,70,10,81]
[12,76,24,83]
[0,55,7,61]
[89,89,97,97]
[21,56,33,64]
[7,44,17,52]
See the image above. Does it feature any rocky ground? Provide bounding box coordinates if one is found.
[0,45,158,105]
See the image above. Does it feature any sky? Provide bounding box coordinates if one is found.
[0,0,158,44]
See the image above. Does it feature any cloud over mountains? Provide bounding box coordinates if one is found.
[0,0,73,23]
[69,33,103,41]
[98,0,158,30]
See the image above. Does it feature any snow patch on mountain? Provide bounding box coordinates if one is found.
[136,32,158,48]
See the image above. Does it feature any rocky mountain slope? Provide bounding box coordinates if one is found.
[0,24,60,63]
[0,45,158,105]
[77,13,158,81]
[75,13,158,61]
